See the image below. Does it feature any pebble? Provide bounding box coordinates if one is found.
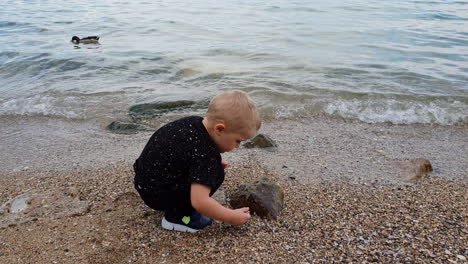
[0,156,467,263]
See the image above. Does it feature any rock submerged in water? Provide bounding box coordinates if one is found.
[129,100,196,119]
[107,121,150,134]
[243,134,277,149]
[229,177,284,220]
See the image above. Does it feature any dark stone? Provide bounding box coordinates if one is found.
[243,134,277,149]
[129,100,196,118]
[229,177,284,220]
[107,121,149,134]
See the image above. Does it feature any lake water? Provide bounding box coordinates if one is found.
[1,0,467,125]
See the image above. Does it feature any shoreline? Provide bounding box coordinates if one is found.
[0,115,467,263]
[1,114,466,182]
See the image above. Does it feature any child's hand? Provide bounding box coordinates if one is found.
[221,160,228,169]
[230,207,250,225]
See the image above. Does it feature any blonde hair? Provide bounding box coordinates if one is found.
[205,90,261,134]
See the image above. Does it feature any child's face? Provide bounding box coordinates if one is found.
[214,128,255,153]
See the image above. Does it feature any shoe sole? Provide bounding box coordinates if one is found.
[161,217,198,233]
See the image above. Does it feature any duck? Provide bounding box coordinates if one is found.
[71,36,100,44]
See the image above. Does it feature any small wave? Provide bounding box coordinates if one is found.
[172,61,247,81]
[0,21,27,27]
[185,72,225,82]
[0,51,20,64]
[337,6,373,12]
[432,13,468,21]
[324,67,370,77]
[413,1,467,5]
[0,56,88,79]
[0,20,48,34]
[281,7,325,13]
[409,31,468,47]
[255,88,467,125]
[354,64,389,70]
[141,56,164,61]
[203,48,250,57]
[141,68,171,75]
[0,95,84,119]
[324,99,467,125]
[418,12,468,21]
[53,21,74,24]
[243,52,277,61]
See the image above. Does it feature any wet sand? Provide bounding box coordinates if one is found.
[0,115,467,263]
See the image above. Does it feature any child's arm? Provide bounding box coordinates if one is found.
[191,183,250,225]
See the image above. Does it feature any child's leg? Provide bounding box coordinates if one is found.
[135,182,212,232]
[161,189,194,216]
[134,182,194,214]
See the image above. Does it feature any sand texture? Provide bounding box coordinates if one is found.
[0,116,467,263]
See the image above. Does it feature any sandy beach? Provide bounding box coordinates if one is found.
[0,115,467,263]
[2,0,467,262]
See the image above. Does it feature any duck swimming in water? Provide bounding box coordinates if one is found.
[71,36,100,44]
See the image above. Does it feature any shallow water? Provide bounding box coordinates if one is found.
[0,0,467,124]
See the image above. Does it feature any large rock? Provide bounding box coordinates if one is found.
[129,100,196,119]
[243,134,277,150]
[394,158,433,182]
[107,121,150,134]
[229,177,284,220]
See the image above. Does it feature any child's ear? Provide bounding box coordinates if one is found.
[214,123,225,135]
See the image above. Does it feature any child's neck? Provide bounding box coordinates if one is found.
[202,118,215,138]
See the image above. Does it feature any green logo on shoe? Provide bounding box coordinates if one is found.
[182,216,190,224]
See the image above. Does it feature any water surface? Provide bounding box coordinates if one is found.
[1,0,467,124]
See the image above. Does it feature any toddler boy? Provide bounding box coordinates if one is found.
[134,90,261,232]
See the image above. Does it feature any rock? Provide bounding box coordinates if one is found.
[243,134,277,150]
[229,177,284,220]
[394,158,433,182]
[128,100,196,119]
[107,121,150,134]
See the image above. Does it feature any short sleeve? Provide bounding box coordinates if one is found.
[188,147,223,191]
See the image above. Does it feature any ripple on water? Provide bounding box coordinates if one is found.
[0,0,466,125]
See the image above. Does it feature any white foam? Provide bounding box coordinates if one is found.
[324,99,468,125]
[273,104,306,119]
[0,95,83,119]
